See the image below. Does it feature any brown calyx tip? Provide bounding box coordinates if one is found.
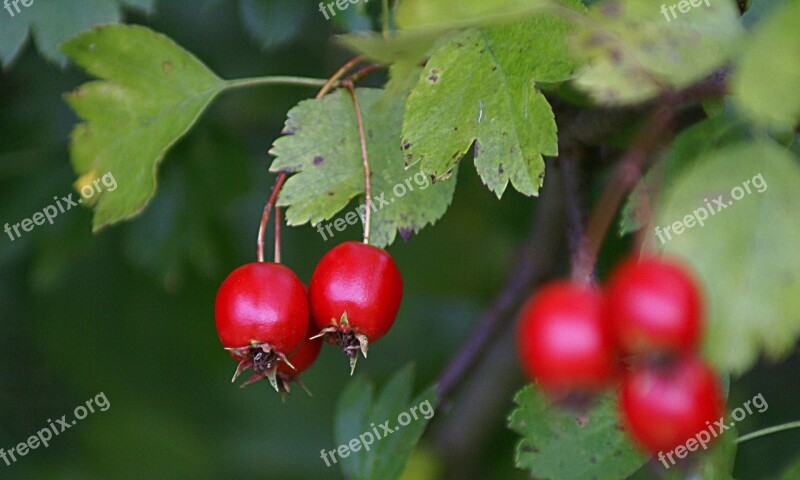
[226,340,293,393]
[313,312,370,375]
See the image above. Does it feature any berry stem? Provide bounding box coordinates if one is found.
[737,421,800,444]
[254,56,378,262]
[257,172,287,262]
[343,80,372,245]
[274,205,282,263]
[317,55,366,99]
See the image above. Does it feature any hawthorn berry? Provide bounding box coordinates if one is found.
[275,329,323,395]
[516,281,618,398]
[309,241,403,373]
[215,262,308,391]
[605,255,703,356]
[620,355,724,454]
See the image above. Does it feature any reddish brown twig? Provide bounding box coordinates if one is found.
[572,104,675,282]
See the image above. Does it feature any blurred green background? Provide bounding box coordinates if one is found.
[0,1,798,479]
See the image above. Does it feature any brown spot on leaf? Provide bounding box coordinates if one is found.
[498,163,504,174]
[162,60,173,75]
[599,0,623,16]
[313,155,324,166]
[398,227,413,242]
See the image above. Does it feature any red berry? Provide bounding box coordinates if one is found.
[516,281,618,397]
[309,241,403,372]
[620,355,724,453]
[605,255,703,356]
[215,262,308,390]
[275,328,323,395]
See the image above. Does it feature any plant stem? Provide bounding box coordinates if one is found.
[348,63,384,84]
[257,173,287,263]
[560,151,587,277]
[382,0,391,39]
[274,206,282,263]
[317,55,366,99]
[737,421,800,444]
[253,56,375,263]
[343,80,372,245]
[573,104,674,282]
[436,161,565,404]
[224,76,328,91]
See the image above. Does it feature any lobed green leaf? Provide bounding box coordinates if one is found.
[508,386,647,479]
[655,140,800,374]
[63,25,226,231]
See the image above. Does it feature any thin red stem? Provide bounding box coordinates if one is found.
[317,55,366,100]
[342,80,372,245]
[348,63,384,84]
[274,206,282,263]
[255,56,385,261]
[257,172,287,262]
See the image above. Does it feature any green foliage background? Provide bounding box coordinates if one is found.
[1,0,799,479]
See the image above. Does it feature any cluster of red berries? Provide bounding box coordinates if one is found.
[214,241,403,394]
[516,255,725,455]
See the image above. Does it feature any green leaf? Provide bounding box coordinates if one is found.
[655,140,800,373]
[270,88,457,247]
[620,116,750,235]
[508,386,647,479]
[63,25,226,231]
[239,0,311,50]
[571,0,742,104]
[779,455,800,480]
[395,0,551,30]
[401,3,583,197]
[732,0,800,129]
[0,0,154,67]
[696,424,737,480]
[336,29,451,65]
[334,365,438,480]
[628,424,737,479]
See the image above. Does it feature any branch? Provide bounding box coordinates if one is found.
[436,162,566,404]
[572,102,675,282]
